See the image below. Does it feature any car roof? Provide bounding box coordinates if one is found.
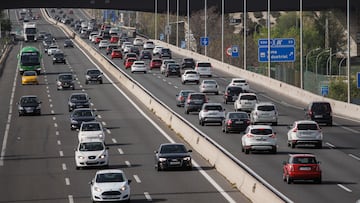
[203,102,222,106]
[70,92,88,96]
[58,73,73,76]
[255,102,275,106]
[96,169,124,175]
[239,92,256,96]
[73,108,92,111]
[160,143,186,147]
[21,95,38,98]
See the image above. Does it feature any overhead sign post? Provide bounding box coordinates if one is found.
[200,37,209,46]
[258,38,296,62]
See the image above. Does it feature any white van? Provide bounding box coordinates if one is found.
[195,61,212,77]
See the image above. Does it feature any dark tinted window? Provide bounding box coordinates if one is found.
[257,105,275,111]
[87,70,101,75]
[226,87,243,95]
[291,157,316,164]
[250,128,273,135]
[228,112,249,119]
[59,74,73,80]
[189,94,206,100]
[311,102,331,113]
[160,144,187,153]
[297,123,318,130]
[204,105,222,111]
[240,95,257,100]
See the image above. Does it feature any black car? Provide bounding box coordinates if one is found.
[160,48,172,59]
[165,63,181,77]
[176,90,195,107]
[155,143,192,171]
[130,46,140,56]
[304,101,333,126]
[64,39,74,48]
[105,44,118,55]
[223,86,244,104]
[85,69,103,84]
[222,112,250,133]
[57,73,75,90]
[184,93,207,114]
[181,58,195,69]
[18,95,42,116]
[139,50,152,60]
[52,52,66,64]
[70,108,96,130]
[68,93,91,112]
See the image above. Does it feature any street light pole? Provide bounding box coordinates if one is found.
[346,0,350,103]
[338,57,346,76]
[187,0,190,50]
[267,0,271,77]
[326,52,337,76]
[155,0,157,40]
[305,48,320,72]
[204,0,207,56]
[315,49,330,79]
[176,0,179,47]
[167,0,169,44]
[221,0,224,63]
[243,0,247,70]
[300,0,303,88]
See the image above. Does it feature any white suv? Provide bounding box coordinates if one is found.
[241,125,277,154]
[287,120,323,149]
[194,61,212,77]
[75,138,109,169]
[228,78,250,92]
[234,93,258,112]
[181,70,200,84]
[198,103,225,126]
[250,102,278,126]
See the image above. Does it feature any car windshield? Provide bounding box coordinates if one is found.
[257,105,275,111]
[20,97,38,105]
[96,173,124,183]
[240,95,257,100]
[59,75,73,80]
[189,94,205,100]
[229,113,248,119]
[79,142,104,151]
[82,123,101,131]
[203,80,216,84]
[297,124,318,130]
[160,144,187,154]
[205,105,222,111]
[71,94,87,101]
[87,70,100,75]
[73,110,93,118]
[251,128,273,135]
[23,71,36,76]
[292,157,317,164]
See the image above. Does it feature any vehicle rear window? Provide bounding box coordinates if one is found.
[257,105,275,111]
[203,80,216,84]
[186,71,198,74]
[197,62,211,67]
[292,157,316,164]
[250,128,273,135]
[227,87,243,94]
[233,79,246,83]
[240,95,257,100]
[204,105,222,111]
[189,94,206,100]
[297,124,318,130]
[229,113,249,119]
[312,103,331,113]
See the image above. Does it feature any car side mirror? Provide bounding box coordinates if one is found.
[39,101,42,104]
[176,94,178,97]
[273,132,277,135]
[128,179,132,184]
[188,149,192,152]
[89,180,93,185]
[154,150,158,154]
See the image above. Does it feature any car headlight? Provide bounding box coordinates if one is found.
[77,156,85,159]
[94,186,102,192]
[99,154,106,159]
[98,134,104,138]
[183,157,191,161]
[120,185,127,191]
[19,106,24,110]
[86,75,91,79]
[71,119,78,123]
[158,158,167,162]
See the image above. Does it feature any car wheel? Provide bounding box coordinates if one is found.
[224,100,227,104]
[224,127,229,134]
[290,142,296,149]
[76,166,80,170]
[215,91,219,95]
[144,71,147,74]
[72,86,75,90]
[157,163,162,171]
[244,148,250,154]
[185,109,189,114]
[286,175,292,184]
[271,147,277,154]
[201,120,205,126]
[282,173,286,182]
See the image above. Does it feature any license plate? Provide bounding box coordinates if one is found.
[314,115,323,118]
[170,161,180,165]
[299,166,311,171]
[235,121,243,124]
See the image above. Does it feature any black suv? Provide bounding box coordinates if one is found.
[160,48,172,59]
[184,93,208,114]
[52,52,66,64]
[57,73,75,90]
[68,93,91,112]
[165,63,181,77]
[181,58,195,69]
[304,101,333,126]
[85,69,103,84]
[18,95,42,116]
[223,86,244,104]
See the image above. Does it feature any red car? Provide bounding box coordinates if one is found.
[94,36,103,44]
[150,58,162,70]
[111,49,123,59]
[283,154,322,184]
[110,36,119,44]
[124,58,137,69]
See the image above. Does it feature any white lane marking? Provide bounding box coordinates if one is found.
[68,195,74,203]
[52,117,56,121]
[82,89,85,92]
[62,163,67,170]
[97,115,102,119]
[59,151,64,157]
[90,102,94,106]
[51,110,55,114]
[49,98,52,103]
[65,178,70,185]
[133,175,141,183]
[56,131,60,136]
[47,94,51,98]
[144,192,152,201]
[76,37,237,203]
[106,129,111,134]
[168,82,172,85]
[54,123,58,128]
[7,114,11,123]
[125,161,131,167]
[163,79,166,82]
[57,140,61,145]
[340,125,360,134]
[118,148,124,154]
[326,142,336,149]
[50,104,53,108]
[46,90,50,93]
[112,138,117,143]
[102,121,107,126]
[0,58,19,166]
[349,154,360,161]
[337,184,352,192]
[174,86,178,89]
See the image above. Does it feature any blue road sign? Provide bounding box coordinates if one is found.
[258,38,296,62]
[231,45,239,58]
[200,37,209,46]
[321,85,329,96]
[357,72,360,88]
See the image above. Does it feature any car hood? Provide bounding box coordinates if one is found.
[94,182,127,191]
[158,153,191,158]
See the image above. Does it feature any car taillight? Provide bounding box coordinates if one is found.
[246,120,250,124]
[309,111,313,116]
[224,93,228,96]
[270,133,276,138]
[289,165,294,172]
[179,96,184,101]
[187,98,191,103]
[227,120,232,125]
[292,128,297,132]
[246,134,253,138]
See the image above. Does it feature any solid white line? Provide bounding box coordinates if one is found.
[59,151,64,157]
[62,163,67,170]
[65,178,70,185]
[133,175,141,183]
[118,148,124,154]
[340,125,360,134]
[68,195,74,203]
[7,114,11,123]
[337,184,352,192]
[349,154,360,161]
[97,115,102,119]
[125,161,131,167]
[76,36,237,203]
[144,192,152,201]
[112,138,117,143]
[326,142,336,148]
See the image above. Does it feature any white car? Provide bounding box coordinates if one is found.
[47,44,60,55]
[88,31,98,40]
[241,125,277,154]
[287,120,323,149]
[90,169,131,202]
[98,40,109,49]
[75,138,108,169]
[91,34,99,43]
[194,61,212,77]
[78,121,105,142]
[153,46,163,55]
[198,103,225,126]
[123,45,133,54]
[199,79,219,95]
[133,38,144,46]
[181,70,200,84]
[250,102,278,126]
[143,40,155,49]
[160,59,176,74]
[234,93,258,112]
[131,61,147,73]
[121,41,132,51]
[229,78,250,92]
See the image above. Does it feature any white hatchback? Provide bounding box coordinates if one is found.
[98,40,109,49]
[250,102,278,126]
[199,79,219,95]
[229,78,250,92]
[131,61,147,73]
[75,138,108,169]
[287,120,323,148]
[195,61,212,77]
[234,93,258,112]
[78,121,105,142]
[181,70,200,84]
[241,125,277,154]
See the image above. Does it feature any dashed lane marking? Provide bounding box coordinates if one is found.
[117,148,124,154]
[144,192,152,201]
[133,175,141,183]
[337,184,352,192]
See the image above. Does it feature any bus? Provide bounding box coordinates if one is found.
[23,22,37,42]
[17,46,42,75]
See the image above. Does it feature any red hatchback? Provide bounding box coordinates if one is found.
[94,36,103,44]
[110,36,119,44]
[111,49,123,59]
[124,58,137,69]
[150,58,162,70]
[283,154,322,184]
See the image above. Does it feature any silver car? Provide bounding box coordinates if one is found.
[131,61,147,73]
[181,70,200,84]
[287,120,323,148]
[234,93,258,112]
[241,125,277,154]
[198,103,226,126]
[250,102,278,126]
[199,79,219,95]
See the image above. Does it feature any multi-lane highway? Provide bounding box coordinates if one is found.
[0,9,249,203]
[60,9,360,203]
